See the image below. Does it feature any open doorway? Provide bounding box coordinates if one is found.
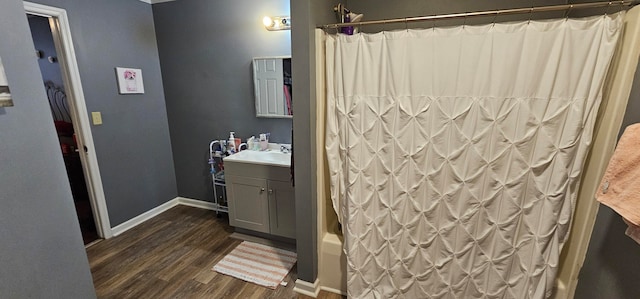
[27,14,98,244]
[24,2,112,244]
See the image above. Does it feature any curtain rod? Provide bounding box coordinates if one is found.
[321,0,638,29]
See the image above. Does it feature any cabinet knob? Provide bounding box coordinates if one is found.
[268,189,273,194]
[260,188,265,192]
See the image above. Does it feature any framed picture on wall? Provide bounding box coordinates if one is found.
[115,67,144,94]
[0,56,14,107]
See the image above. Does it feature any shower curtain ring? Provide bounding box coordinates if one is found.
[492,11,499,28]
[565,5,573,21]
[528,7,534,24]
[605,1,612,16]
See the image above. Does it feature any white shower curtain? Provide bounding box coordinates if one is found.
[326,14,623,299]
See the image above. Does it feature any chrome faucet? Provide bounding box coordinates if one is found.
[280,144,292,153]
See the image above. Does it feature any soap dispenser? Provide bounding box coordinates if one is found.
[228,132,237,154]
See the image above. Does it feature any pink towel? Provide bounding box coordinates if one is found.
[596,123,640,244]
[624,218,640,245]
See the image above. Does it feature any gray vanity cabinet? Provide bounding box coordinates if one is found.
[267,180,296,238]
[225,162,296,239]
[225,175,270,233]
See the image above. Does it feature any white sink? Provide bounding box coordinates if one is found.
[223,150,291,167]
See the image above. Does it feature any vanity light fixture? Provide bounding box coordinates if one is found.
[263,16,291,31]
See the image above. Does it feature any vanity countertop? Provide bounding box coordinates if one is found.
[223,149,291,167]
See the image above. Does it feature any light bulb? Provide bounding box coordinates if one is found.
[263,16,273,27]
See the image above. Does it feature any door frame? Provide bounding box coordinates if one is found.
[24,1,112,239]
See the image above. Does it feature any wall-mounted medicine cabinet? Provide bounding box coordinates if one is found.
[253,57,292,118]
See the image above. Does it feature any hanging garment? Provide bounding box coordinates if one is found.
[326,14,623,299]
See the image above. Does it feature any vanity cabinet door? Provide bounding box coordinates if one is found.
[268,180,296,239]
[226,175,270,233]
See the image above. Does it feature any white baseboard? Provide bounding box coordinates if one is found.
[111,197,216,237]
[294,278,320,298]
[176,196,217,210]
[111,198,179,236]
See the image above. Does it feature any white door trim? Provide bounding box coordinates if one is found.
[24,1,112,239]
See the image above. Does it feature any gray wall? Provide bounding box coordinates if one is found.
[28,15,65,89]
[290,0,340,283]
[574,59,640,299]
[153,0,292,202]
[32,0,177,226]
[0,0,95,297]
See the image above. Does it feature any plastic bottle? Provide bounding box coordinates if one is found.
[259,133,268,151]
[234,138,241,151]
[247,136,255,151]
[228,132,237,154]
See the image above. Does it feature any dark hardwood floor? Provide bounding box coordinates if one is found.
[87,205,344,299]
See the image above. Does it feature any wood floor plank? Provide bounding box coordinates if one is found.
[87,217,172,267]
[88,205,345,299]
[157,247,206,281]
[193,267,218,285]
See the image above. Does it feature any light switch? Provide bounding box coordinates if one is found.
[91,112,103,125]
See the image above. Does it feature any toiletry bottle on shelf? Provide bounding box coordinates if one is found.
[234,138,241,151]
[247,136,255,151]
[259,133,268,151]
[219,140,227,155]
[228,132,237,154]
